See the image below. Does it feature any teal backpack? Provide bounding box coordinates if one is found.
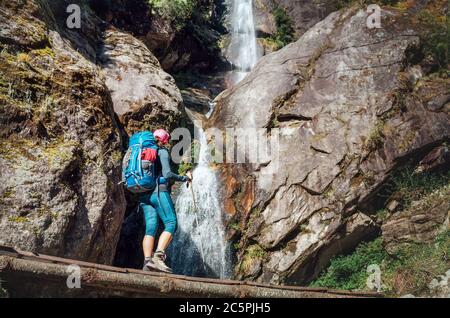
[122,131,158,193]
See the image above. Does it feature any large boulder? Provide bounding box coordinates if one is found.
[0,0,126,264]
[99,28,184,134]
[208,6,450,284]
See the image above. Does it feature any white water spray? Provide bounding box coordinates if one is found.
[169,129,232,279]
[229,0,260,83]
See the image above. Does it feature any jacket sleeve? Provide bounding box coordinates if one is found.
[159,148,188,182]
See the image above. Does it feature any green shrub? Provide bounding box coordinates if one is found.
[310,230,450,296]
[269,7,295,50]
[239,244,267,274]
[178,160,193,176]
[273,7,294,48]
[148,0,196,27]
[418,10,449,71]
[382,230,450,296]
[310,238,386,291]
[382,165,450,207]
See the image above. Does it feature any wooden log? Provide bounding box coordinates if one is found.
[0,245,382,298]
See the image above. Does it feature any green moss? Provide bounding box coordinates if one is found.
[42,138,79,166]
[218,36,230,50]
[239,244,267,274]
[37,205,58,219]
[31,46,55,59]
[246,244,266,258]
[376,208,390,222]
[1,188,15,200]
[31,226,41,237]
[0,188,15,207]
[110,149,123,165]
[247,207,261,227]
[299,223,313,234]
[8,216,29,223]
[228,221,241,232]
[366,121,386,151]
[178,160,193,176]
[16,52,31,64]
[382,230,450,296]
[259,38,280,52]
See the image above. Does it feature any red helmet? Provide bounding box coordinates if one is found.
[153,129,170,144]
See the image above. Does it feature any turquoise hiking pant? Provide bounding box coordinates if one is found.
[139,191,177,236]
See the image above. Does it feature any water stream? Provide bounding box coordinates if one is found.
[229,0,260,83]
[169,0,260,278]
[169,129,231,278]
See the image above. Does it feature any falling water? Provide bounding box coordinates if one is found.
[229,0,260,83]
[169,128,232,279]
[168,0,261,279]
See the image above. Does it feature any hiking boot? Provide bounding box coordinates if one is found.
[152,250,173,273]
[142,258,158,272]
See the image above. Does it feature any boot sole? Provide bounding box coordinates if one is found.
[151,261,173,273]
[143,263,165,273]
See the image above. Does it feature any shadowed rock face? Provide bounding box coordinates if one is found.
[253,0,337,39]
[208,7,450,284]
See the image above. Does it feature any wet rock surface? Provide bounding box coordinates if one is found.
[208,7,450,284]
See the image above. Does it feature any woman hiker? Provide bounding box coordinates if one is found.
[140,129,192,273]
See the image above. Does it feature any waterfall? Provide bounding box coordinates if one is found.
[168,0,261,279]
[169,129,232,279]
[229,0,260,84]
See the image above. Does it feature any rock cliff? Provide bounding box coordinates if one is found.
[208,5,449,284]
[0,0,185,264]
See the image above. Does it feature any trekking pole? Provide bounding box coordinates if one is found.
[187,180,207,275]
